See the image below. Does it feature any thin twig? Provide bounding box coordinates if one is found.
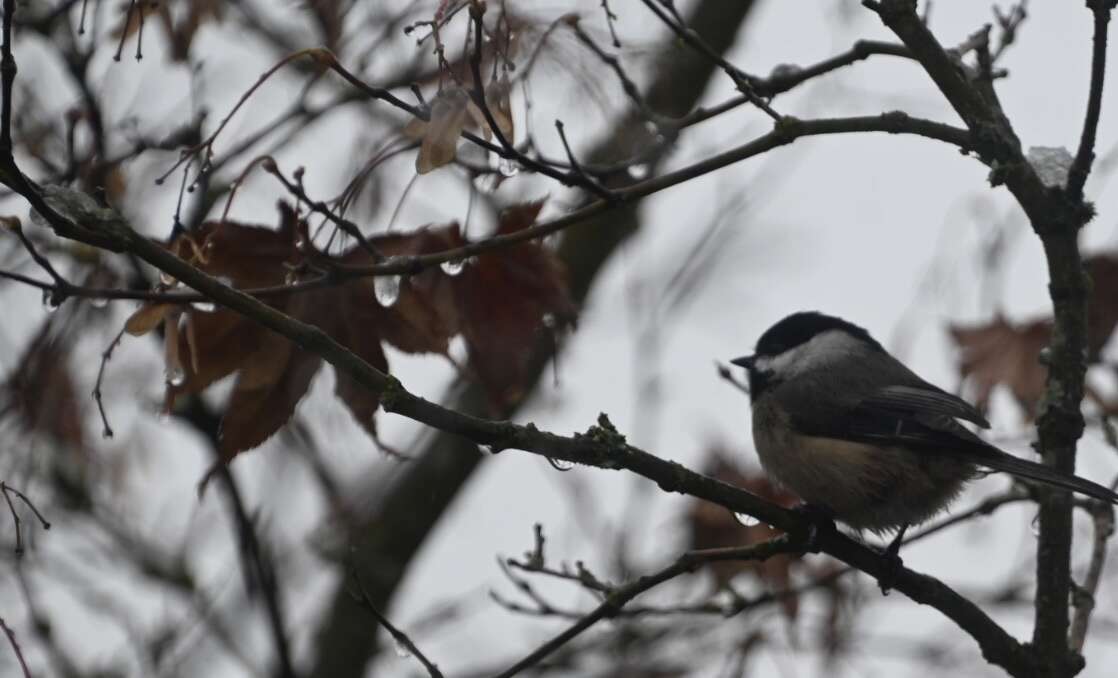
[2,485,50,533]
[0,113,974,310]
[1067,2,1113,199]
[349,567,444,678]
[600,0,621,47]
[12,224,65,286]
[0,615,31,678]
[1,481,50,556]
[1069,499,1115,651]
[210,465,296,678]
[92,328,126,438]
[492,537,800,678]
[567,18,658,122]
[262,158,383,260]
[554,119,601,191]
[638,0,781,121]
[464,2,616,201]
[1,481,24,555]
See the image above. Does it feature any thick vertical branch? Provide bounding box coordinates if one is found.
[1032,230,1089,677]
[0,0,14,155]
[867,1,1104,675]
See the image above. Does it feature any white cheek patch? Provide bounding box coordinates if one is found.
[759,329,865,377]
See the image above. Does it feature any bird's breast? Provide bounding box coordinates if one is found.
[751,399,971,532]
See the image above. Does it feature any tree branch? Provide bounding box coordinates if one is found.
[0,615,31,678]
[1069,499,1115,652]
[1066,2,1114,200]
[866,2,1102,675]
[0,113,972,308]
[492,537,802,678]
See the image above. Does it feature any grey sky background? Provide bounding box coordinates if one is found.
[4,1,1118,676]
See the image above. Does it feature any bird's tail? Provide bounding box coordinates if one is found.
[958,448,1118,504]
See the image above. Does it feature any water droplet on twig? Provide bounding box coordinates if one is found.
[440,258,465,276]
[733,512,761,527]
[374,276,401,306]
[165,365,185,387]
[498,157,520,177]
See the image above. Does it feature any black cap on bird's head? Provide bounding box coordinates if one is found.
[753,311,881,357]
[730,312,883,393]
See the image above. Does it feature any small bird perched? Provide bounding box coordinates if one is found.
[732,311,1118,555]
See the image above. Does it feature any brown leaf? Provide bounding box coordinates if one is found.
[160,206,316,459]
[1087,254,1118,357]
[453,201,577,407]
[686,450,801,620]
[483,75,515,141]
[416,88,471,174]
[328,299,389,438]
[218,346,322,459]
[148,199,575,461]
[359,224,466,354]
[124,303,174,336]
[1,322,84,449]
[949,316,1051,420]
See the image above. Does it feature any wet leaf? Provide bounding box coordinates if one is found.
[416,88,471,174]
[948,255,1118,419]
[483,74,515,141]
[949,316,1051,420]
[146,199,574,462]
[124,303,174,336]
[218,346,322,459]
[452,200,576,406]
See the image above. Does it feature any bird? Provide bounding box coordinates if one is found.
[731,310,1118,557]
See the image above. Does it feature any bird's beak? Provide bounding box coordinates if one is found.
[730,355,755,369]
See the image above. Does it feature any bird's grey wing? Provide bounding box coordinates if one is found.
[796,380,1118,505]
[860,384,990,429]
[776,350,988,442]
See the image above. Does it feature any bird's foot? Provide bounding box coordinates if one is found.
[876,524,909,596]
[790,503,836,553]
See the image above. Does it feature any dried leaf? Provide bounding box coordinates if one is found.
[416,88,471,174]
[1087,254,1118,357]
[686,449,801,619]
[453,200,576,406]
[124,303,173,336]
[949,316,1051,419]
[329,299,389,437]
[218,348,322,459]
[1,322,84,448]
[485,75,515,140]
[149,199,574,462]
[948,255,1118,420]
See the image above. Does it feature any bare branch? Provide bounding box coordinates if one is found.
[1067,2,1114,199]
[0,615,31,678]
[349,568,444,678]
[1069,499,1116,652]
[492,537,802,678]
